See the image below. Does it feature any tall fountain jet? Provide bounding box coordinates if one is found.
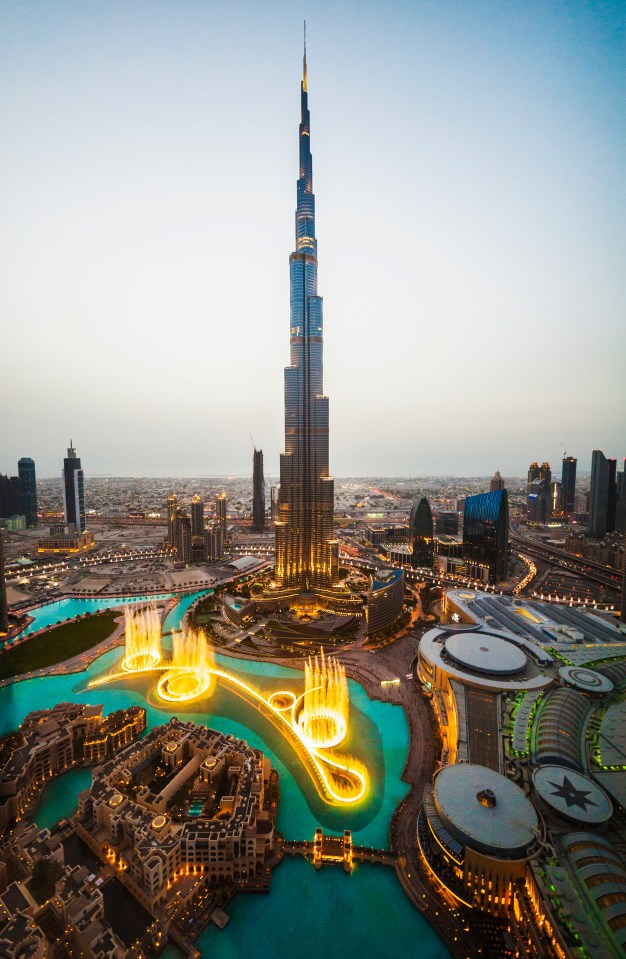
[275,30,339,591]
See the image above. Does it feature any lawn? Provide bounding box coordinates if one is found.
[0,610,120,681]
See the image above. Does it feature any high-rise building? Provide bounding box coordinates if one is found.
[527,461,551,524]
[274,44,338,591]
[175,512,192,564]
[0,475,20,518]
[167,495,178,546]
[463,489,509,584]
[561,456,577,516]
[490,471,505,492]
[409,496,434,569]
[616,461,626,535]
[550,480,561,516]
[589,450,617,539]
[252,449,265,532]
[62,441,86,532]
[18,458,38,527]
[216,493,227,541]
[191,496,204,538]
[205,523,224,563]
[0,530,8,634]
[621,532,626,622]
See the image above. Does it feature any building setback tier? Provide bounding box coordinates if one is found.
[433,763,539,859]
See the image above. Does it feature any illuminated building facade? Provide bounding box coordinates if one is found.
[167,494,178,546]
[252,448,265,531]
[17,458,37,527]
[409,495,433,568]
[62,441,86,532]
[463,489,509,583]
[274,43,338,590]
[527,461,551,524]
[190,495,204,537]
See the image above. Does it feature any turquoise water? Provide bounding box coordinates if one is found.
[162,590,209,636]
[15,593,179,641]
[197,857,450,959]
[3,592,449,957]
[189,801,204,817]
[34,767,94,830]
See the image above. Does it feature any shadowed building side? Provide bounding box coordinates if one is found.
[409,496,434,569]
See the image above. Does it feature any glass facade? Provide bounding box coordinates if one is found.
[18,457,38,527]
[589,450,617,539]
[275,48,338,589]
[409,496,434,568]
[561,456,577,516]
[252,449,265,531]
[62,443,86,533]
[462,489,509,584]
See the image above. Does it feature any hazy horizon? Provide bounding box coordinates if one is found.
[2,1,624,479]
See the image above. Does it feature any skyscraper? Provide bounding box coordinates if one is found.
[589,450,617,539]
[561,456,577,516]
[275,41,338,590]
[252,449,265,532]
[175,511,192,564]
[18,458,38,527]
[490,470,505,492]
[191,495,204,537]
[463,489,509,584]
[0,475,20,518]
[0,530,8,634]
[527,461,551,524]
[216,493,227,541]
[62,441,86,532]
[409,496,434,569]
[167,495,178,546]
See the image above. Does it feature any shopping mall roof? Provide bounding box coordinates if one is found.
[433,763,539,859]
[533,766,613,825]
[444,632,526,677]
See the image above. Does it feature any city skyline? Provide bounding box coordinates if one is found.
[2,1,624,477]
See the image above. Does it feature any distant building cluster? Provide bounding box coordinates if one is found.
[167,492,224,564]
[0,458,38,531]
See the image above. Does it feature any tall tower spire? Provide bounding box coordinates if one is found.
[303,20,307,91]
[274,40,338,591]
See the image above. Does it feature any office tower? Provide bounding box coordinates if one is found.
[0,475,20,518]
[621,532,626,621]
[191,496,204,537]
[167,495,178,546]
[550,480,561,515]
[62,441,86,532]
[274,42,338,591]
[252,449,265,531]
[205,523,224,563]
[270,486,279,520]
[0,531,8,634]
[527,462,540,494]
[175,512,192,563]
[589,450,617,539]
[561,456,577,516]
[18,458,38,527]
[435,511,459,535]
[463,489,509,584]
[527,461,551,523]
[616,461,626,534]
[490,470,505,492]
[216,493,227,540]
[409,496,434,569]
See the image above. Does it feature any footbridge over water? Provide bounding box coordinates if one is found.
[281,830,396,873]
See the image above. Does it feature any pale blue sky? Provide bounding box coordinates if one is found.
[1,1,624,477]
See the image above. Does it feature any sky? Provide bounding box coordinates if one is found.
[1,0,624,478]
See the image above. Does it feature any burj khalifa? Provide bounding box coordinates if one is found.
[274,41,339,591]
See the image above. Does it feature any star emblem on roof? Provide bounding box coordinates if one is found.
[548,775,597,812]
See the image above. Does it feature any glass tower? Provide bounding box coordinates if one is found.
[62,441,86,532]
[463,489,509,584]
[18,457,38,528]
[275,43,338,590]
[252,449,265,531]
